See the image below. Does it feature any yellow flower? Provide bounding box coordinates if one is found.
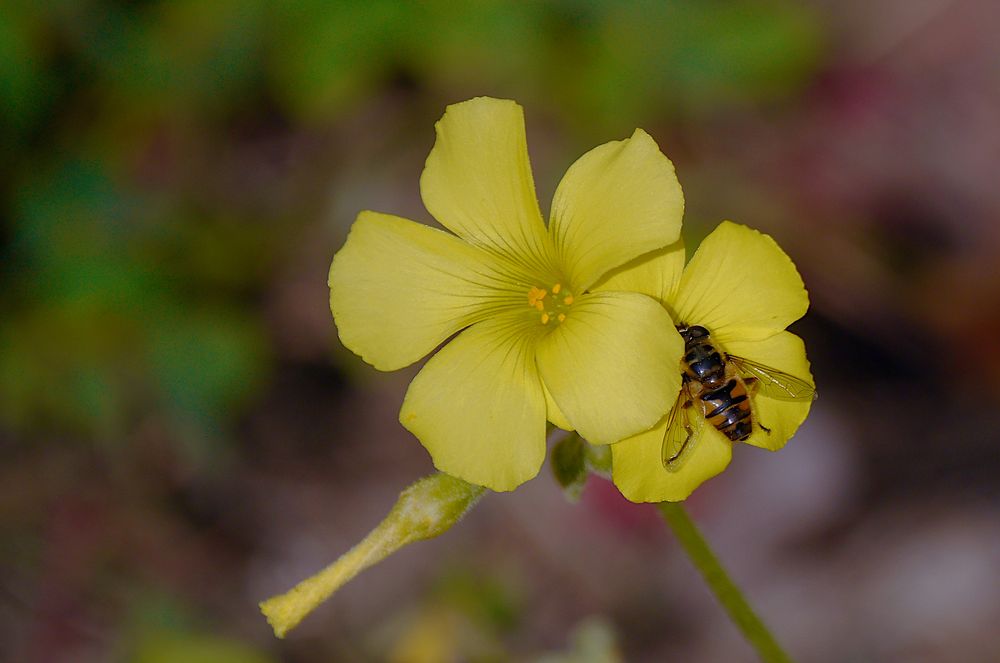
[597,221,815,502]
[329,97,685,491]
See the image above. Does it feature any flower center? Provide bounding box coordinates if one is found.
[527,283,574,325]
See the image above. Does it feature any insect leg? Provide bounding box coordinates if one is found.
[744,377,772,435]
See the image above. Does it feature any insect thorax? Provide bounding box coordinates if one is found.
[679,326,727,388]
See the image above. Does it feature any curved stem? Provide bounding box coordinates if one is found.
[657,502,793,663]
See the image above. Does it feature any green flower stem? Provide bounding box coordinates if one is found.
[657,502,793,663]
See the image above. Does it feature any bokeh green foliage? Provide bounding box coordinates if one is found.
[2,151,269,453]
[133,632,277,663]
[270,0,823,128]
[126,590,273,662]
[383,569,621,662]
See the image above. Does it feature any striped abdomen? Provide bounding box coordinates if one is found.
[700,376,753,441]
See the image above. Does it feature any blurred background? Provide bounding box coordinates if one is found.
[2,0,999,661]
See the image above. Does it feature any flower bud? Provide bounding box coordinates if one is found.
[260,473,485,638]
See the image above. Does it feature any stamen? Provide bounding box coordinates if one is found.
[527,286,548,307]
[527,283,574,326]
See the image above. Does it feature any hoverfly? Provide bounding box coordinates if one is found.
[662,325,816,471]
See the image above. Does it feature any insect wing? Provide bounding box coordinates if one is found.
[661,386,703,472]
[728,355,817,401]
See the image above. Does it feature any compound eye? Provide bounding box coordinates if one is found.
[689,325,709,338]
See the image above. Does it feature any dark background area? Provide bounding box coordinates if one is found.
[2,1,999,661]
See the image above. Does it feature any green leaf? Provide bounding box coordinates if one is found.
[584,441,612,479]
[551,433,588,502]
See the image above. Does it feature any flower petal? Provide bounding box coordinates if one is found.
[549,129,684,291]
[543,381,574,431]
[591,239,686,314]
[535,292,683,445]
[399,314,546,492]
[420,97,554,275]
[329,211,521,371]
[611,418,732,503]
[722,331,814,451]
[672,221,808,343]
